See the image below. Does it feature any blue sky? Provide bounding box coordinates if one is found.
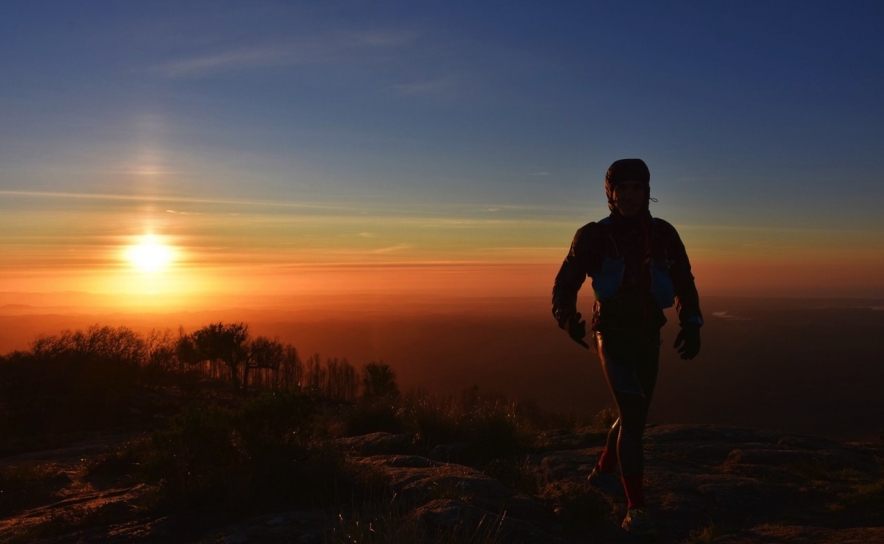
[1,1,883,300]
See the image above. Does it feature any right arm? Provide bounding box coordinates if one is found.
[551,224,603,328]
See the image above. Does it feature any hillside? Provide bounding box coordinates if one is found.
[1,421,881,543]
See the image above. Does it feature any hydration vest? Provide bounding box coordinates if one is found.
[590,217,675,309]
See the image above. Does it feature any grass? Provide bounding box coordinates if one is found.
[327,489,509,544]
[0,501,133,544]
[832,476,884,516]
[135,389,359,513]
[0,463,71,516]
[683,522,719,544]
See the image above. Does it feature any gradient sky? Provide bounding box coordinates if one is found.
[2,1,883,309]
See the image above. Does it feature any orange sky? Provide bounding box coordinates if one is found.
[2,187,883,314]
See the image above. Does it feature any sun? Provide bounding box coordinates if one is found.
[125,234,175,272]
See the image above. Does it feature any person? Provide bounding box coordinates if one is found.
[551,158,703,538]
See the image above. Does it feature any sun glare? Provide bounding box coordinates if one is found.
[125,234,174,272]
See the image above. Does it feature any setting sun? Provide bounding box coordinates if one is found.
[125,235,175,272]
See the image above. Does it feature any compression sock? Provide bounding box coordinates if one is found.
[622,476,645,509]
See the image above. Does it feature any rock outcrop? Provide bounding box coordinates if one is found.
[0,425,881,543]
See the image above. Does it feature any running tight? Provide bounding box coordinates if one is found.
[595,331,660,509]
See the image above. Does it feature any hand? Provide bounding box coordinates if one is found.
[566,312,590,349]
[673,324,701,360]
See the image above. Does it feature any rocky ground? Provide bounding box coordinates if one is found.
[0,424,882,543]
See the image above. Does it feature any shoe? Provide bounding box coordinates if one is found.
[587,466,626,500]
[621,507,659,539]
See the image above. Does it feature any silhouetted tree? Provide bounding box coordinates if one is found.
[189,322,250,392]
[325,357,358,401]
[361,361,399,400]
[278,344,302,391]
[305,353,325,393]
[244,336,285,394]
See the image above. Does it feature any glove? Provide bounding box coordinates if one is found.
[673,324,701,360]
[566,312,590,349]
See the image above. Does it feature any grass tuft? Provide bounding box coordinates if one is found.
[683,521,719,543]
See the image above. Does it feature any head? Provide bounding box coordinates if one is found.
[604,158,651,218]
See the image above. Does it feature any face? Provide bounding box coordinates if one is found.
[612,179,646,218]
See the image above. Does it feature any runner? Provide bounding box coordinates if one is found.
[552,158,703,538]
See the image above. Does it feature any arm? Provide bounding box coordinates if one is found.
[659,220,703,327]
[659,220,703,359]
[552,224,604,347]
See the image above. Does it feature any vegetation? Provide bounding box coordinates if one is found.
[0,322,615,543]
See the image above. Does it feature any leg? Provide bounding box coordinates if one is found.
[595,332,660,509]
[597,417,620,473]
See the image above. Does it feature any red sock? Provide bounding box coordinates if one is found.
[597,447,618,473]
[622,476,645,509]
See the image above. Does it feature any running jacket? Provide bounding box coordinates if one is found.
[552,211,703,335]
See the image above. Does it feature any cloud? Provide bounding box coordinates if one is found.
[152,47,289,77]
[526,172,551,176]
[371,244,412,254]
[152,29,421,78]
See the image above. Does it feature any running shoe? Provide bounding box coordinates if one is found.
[621,507,659,539]
[587,466,626,500]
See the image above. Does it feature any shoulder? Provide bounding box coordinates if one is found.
[651,217,690,253]
[568,221,608,257]
[573,221,608,243]
[651,217,681,238]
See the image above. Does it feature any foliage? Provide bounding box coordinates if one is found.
[139,390,352,511]
[188,322,250,391]
[361,362,400,400]
[0,325,178,436]
[327,490,508,544]
[402,389,539,463]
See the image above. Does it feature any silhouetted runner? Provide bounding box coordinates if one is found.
[552,158,703,538]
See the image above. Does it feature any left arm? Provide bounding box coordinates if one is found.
[659,220,703,359]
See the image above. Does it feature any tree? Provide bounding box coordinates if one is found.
[361,362,399,400]
[189,322,250,392]
[244,336,285,394]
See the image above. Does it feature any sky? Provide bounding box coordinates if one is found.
[2,1,883,311]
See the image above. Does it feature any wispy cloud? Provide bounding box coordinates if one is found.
[371,244,412,254]
[153,47,285,77]
[152,29,421,78]
[0,190,356,211]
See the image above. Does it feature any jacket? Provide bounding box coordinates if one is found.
[552,211,703,335]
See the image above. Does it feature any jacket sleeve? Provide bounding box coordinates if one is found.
[660,220,703,327]
[551,224,601,328]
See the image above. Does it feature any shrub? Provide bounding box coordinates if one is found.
[400,389,537,465]
[361,362,400,400]
[345,397,404,436]
[138,390,352,512]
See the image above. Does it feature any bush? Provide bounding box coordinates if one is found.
[345,398,404,436]
[139,390,352,512]
[400,389,538,465]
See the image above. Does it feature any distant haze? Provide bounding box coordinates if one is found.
[2,296,882,442]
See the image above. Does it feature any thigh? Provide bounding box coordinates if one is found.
[596,331,660,400]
